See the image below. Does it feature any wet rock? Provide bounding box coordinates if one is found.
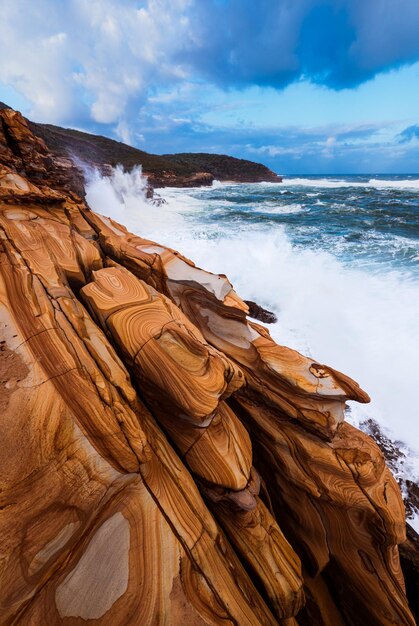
[245,299,278,323]
[361,418,419,521]
[399,524,419,620]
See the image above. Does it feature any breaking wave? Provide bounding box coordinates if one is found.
[85,167,419,530]
[282,176,419,190]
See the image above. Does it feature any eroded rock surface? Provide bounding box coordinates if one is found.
[0,108,416,625]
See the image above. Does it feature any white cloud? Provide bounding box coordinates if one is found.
[0,0,193,125]
[247,144,303,157]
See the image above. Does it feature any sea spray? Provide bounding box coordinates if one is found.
[85,165,190,234]
[84,165,149,224]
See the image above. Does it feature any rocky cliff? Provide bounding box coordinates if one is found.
[0,107,416,625]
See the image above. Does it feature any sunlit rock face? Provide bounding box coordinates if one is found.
[0,108,415,626]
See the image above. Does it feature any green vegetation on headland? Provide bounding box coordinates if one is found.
[0,101,281,188]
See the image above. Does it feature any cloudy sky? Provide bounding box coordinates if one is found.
[1,0,419,173]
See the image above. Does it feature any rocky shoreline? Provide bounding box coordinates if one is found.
[0,106,417,625]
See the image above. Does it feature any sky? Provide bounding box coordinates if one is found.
[1,0,419,174]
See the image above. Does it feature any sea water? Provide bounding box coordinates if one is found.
[86,168,419,528]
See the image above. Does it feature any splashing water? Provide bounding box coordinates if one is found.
[84,165,150,224]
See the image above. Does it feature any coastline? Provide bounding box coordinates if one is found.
[0,106,417,624]
[147,176,419,535]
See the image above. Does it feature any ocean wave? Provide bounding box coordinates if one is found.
[258,202,305,215]
[282,177,419,190]
[368,178,419,189]
[173,230,419,479]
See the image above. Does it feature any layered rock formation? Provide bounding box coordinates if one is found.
[0,107,416,625]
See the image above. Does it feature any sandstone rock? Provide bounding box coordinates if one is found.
[0,107,415,625]
[0,108,85,197]
[83,214,370,439]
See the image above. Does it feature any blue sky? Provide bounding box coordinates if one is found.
[1,0,419,173]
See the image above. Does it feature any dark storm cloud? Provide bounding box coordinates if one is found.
[181,0,419,89]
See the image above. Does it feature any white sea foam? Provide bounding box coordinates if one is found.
[84,165,149,224]
[85,168,419,528]
[85,165,191,232]
[261,203,306,214]
[368,178,419,190]
[282,177,419,190]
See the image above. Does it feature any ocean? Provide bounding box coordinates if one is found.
[85,169,419,528]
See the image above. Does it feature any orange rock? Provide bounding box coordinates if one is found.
[0,106,414,625]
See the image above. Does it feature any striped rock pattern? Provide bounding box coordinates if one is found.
[0,108,415,625]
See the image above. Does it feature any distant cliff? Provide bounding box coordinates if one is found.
[0,100,281,189]
[161,152,282,184]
